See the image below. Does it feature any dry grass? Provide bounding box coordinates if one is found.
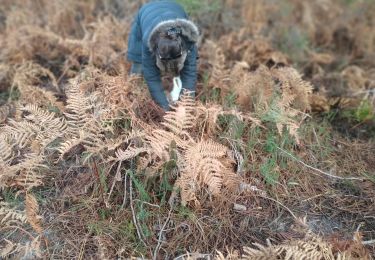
[0,0,374,259]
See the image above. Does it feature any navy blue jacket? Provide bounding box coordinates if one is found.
[127,1,198,110]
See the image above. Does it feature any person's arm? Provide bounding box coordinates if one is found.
[180,45,198,95]
[142,45,170,110]
[127,12,142,63]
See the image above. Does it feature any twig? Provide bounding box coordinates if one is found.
[107,161,122,205]
[276,147,364,181]
[153,206,173,260]
[91,159,106,204]
[129,174,147,249]
[2,226,35,241]
[174,253,212,260]
[134,199,160,208]
[77,234,88,260]
[121,170,128,209]
[312,127,320,147]
[260,195,298,220]
[362,239,375,245]
[223,137,245,175]
[352,89,375,96]
[7,82,15,102]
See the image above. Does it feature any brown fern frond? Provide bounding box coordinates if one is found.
[0,138,13,164]
[241,234,358,260]
[20,104,67,142]
[196,104,225,134]
[105,131,145,152]
[19,85,64,111]
[12,171,44,190]
[0,103,16,123]
[179,139,238,204]
[13,62,58,91]
[57,136,84,160]
[25,193,43,234]
[115,147,149,162]
[8,153,46,190]
[162,92,196,136]
[0,202,27,225]
[93,74,136,118]
[64,81,94,127]
[11,62,64,110]
[271,66,313,111]
[146,129,176,160]
[196,158,224,194]
[0,162,14,190]
[2,105,66,150]
[232,64,275,110]
[204,40,231,94]
[0,239,21,259]
[124,129,146,143]
[175,175,200,207]
[222,171,241,190]
[2,121,38,149]
[95,236,110,260]
[194,139,229,158]
[230,64,312,142]
[58,77,117,162]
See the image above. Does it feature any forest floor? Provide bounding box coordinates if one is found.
[0,0,374,259]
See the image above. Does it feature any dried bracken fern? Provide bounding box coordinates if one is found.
[241,234,367,260]
[58,78,105,159]
[12,62,64,111]
[178,139,238,205]
[203,40,231,94]
[0,103,16,123]
[0,201,27,226]
[229,64,312,142]
[25,193,43,234]
[0,239,23,259]
[0,103,66,190]
[57,70,139,162]
[95,235,115,260]
[214,231,370,260]
[0,198,42,258]
[92,73,145,119]
[1,236,43,260]
[115,92,241,206]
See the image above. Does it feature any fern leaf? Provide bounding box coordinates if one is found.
[64,81,94,127]
[25,193,43,234]
[19,104,67,145]
[0,202,27,225]
[0,138,13,163]
[175,175,199,207]
[115,147,148,161]
[2,122,37,149]
[196,139,229,158]
[204,40,230,91]
[0,103,15,124]
[179,139,238,204]
[146,129,177,159]
[57,137,84,159]
[0,239,20,259]
[162,92,196,136]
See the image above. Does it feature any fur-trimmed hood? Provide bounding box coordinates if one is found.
[148,19,199,53]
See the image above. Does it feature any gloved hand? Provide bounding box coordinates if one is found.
[170,76,182,102]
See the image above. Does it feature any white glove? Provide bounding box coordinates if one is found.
[170,76,182,102]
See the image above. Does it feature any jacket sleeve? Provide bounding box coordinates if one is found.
[127,12,142,63]
[180,45,198,94]
[142,44,170,111]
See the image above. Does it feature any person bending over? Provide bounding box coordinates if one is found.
[127,0,199,111]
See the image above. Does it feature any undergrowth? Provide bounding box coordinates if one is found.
[0,0,374,259]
